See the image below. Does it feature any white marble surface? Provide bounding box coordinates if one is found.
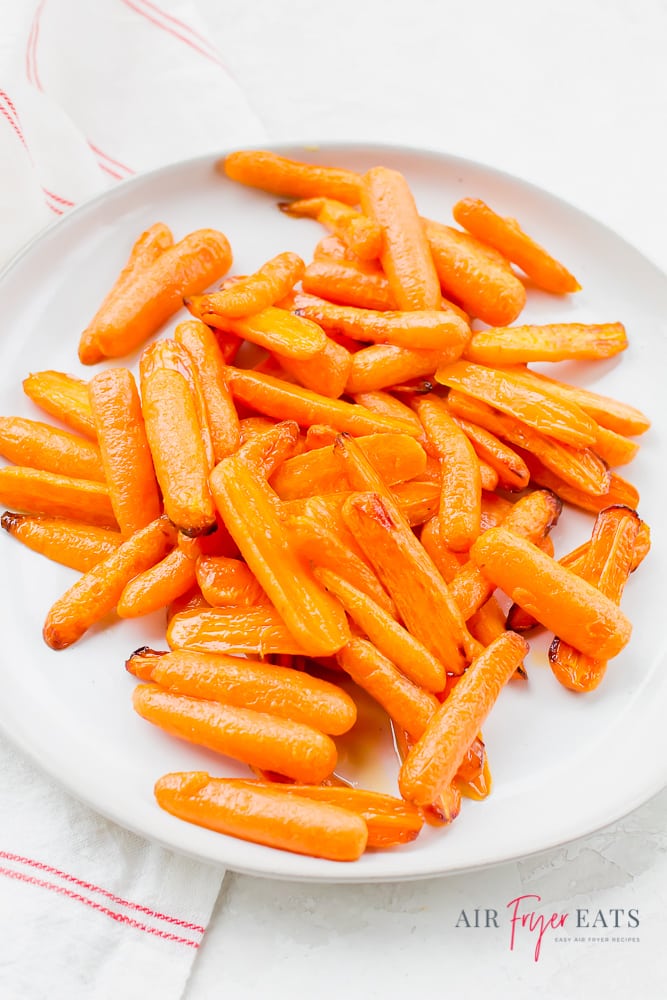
[181,1,667,995]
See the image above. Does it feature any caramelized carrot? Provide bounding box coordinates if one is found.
[86,229,232,360]
[399,631,528,806]
[117,547,197,618]
[187,304,327,361]
[294,299,470,351]
[141,366,216,536]
[190,252,304,318]
[23,370,96,440]
[361,166,441,310]
[0,467,116,528]
[167,605,310,657]
[337,638,439,741]
[519,450,639,513]
[424,219,526,326]
[465,323,627,365]
[469,527,632,660]
[78,222,173,364]
[155,772,367,861]
[174,320,240,462]
[0,416,104,482]
[280,198,383,261]
[134,685,338,784]
[302,256,397,311]
[126,647,357,735]
[345,344,461,394]
[43,516,175,649]
[0,512,121,572]
[222,150,362,204]
[452,197,581,294]
[278,336,352,399]
[226,367,421,437]
[88,368,161,536]
[195,556,265,607]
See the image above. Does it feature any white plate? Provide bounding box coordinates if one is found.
[0,144,666,883]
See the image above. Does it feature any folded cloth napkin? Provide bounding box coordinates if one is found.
[0,2,265,996]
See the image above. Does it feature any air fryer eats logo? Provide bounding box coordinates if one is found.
[455,895,640,961]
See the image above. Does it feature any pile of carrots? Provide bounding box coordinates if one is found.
[0,150,651,863]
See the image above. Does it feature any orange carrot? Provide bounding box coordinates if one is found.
[315,566,446,692]
[187,304,327,361]
[133,685,338,784]
[195,555,266,607]
[126,647,357,735]
[155,772,368,861]
[0,416,104,482]
[469,527,632,660]
[42,516,175,649]
[452,197,581,294]
[23,370,96,440]
[85,229,232,360]
[464,323,626,365]
[302,256,397,311]
[424,219,526,325]
[117,546,197,618]
[446,408,530,491]
[361,166,441,310]
[222,150,362,204]
[225,367,421,437]
[345,344,461,394]
[88,368,162,537]
[278,336,352,399]
[294,299,470,351]
[174,320,240,462]
[189,252,304,318]
[141,366,216,536]
[0,512,121,572]
[0,467,116,528]
[78,222,174,364]
[280,198,383,261]
[399,631,528,806]
[210,445,350,658]
[167,605,310,657]
[519,450,639,513]
[337,638,438,741]
[413,395,481,551]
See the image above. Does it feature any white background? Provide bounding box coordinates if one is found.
[183,2,667,997]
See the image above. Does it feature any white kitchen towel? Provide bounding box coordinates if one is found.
[0,2,265,997]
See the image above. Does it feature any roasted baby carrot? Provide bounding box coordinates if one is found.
[548,505,640,692]
[280,198,383,261]
[294,299,470,351]
[350,391,425,440]
[345,344,461,394]
[446,410,530,491]
[413,395,481,551]
[174,320,240,462]
[141,366,216,536]
[424,219,526,326]
[272,783,423,847]
[469,527,632,660]
[464,323,627,365]
[0,416,104,482]
[399,631,528,807]
[518,449,639,513]
[167,605,310,657]
[117,546,197,618]
[23,370,96,440]
[195,556,265,607]
[337,638,439,742]
[278,336,352,399]
[43,516,175,649]
[210,446,350,658]
[88,368,161,536]
[155,772,368,861]
[189,252,304,318]
[133,685,338,784]
[222,150,362,204]
[361,166,441,310]
[0,467,116,528]
[419,515,467,582]
[0,512,121,572]
[271,432,426,500]
[126,647,357,735]
[187,304,327,361]
[78,222,174,364]
[226,367,420,437]
[302,256,397,312]
[436,361,597,447]
[452,197,581,294]
[87,229,232,360]
[315,566,447,692]
[342,492,479,673]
